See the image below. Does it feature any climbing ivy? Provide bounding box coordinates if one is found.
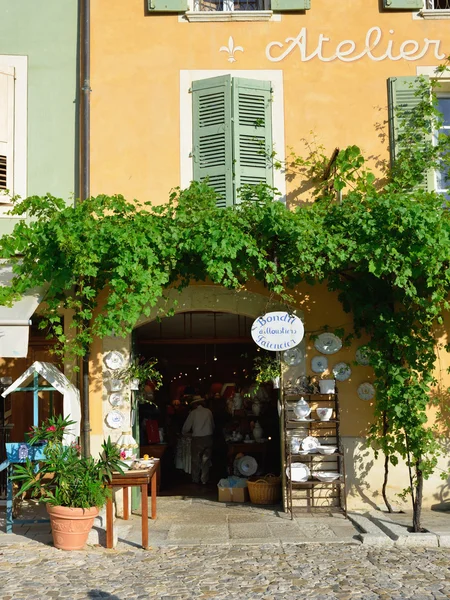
[1,74,450,531]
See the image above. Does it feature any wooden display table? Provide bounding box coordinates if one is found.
[106,463,158,549]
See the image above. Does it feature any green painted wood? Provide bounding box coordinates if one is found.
[271,0,311,10]
[232,78,273,204]
[384,0,423,9]
[148,0,188,11]
[0,0,78,230]
[388,75,433,192]
[192,75,234,208]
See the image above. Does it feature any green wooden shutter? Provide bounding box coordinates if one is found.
[271,0,311,10]
[388,75,433,191]
[383,0,423,9]
[232,78,273,204]
[148,0,188,11]
[192,76,234,208]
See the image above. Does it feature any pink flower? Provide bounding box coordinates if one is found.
[46,425,56,432]
[120,450,126,459]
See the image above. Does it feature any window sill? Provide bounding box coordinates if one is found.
[419,9,450,18]
[184,10,273,21]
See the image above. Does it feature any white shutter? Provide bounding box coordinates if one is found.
[0,67,15,200]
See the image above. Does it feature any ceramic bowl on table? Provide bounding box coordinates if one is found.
[121,459,135,471]
[316,407,333,421]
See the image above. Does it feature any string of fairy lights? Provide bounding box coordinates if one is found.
[168,345,260,385]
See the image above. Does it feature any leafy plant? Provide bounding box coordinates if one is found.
[115,357,162,390]
[253,351,281,385]
[12,417,125,508]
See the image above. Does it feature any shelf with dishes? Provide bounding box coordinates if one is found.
[283,388,346,517]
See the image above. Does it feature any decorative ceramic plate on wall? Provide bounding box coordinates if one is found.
[104,351,126,370]
[282,347,303,366]
[106,410,125,429]
[357,382,375,401]
[314,333,343,355]
[311,355,328,373]
[109,393,125,408]
[332,362,351,382]
[356,346,370,366]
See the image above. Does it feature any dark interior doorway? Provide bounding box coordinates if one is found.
[133,311,280,498]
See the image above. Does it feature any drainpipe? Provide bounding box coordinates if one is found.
[80,0,91,457]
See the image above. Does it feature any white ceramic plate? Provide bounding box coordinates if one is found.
[106,410,124,429]
[357,382,375,401]
[282,346,303,366]
[356,346,370,366]
[292,417,314,422]
[311,355,328,373]
[332,362,351,382]
[109,393,124,407]
[237,456,258,477]
[314,333,343,355]
[287,463,310,482]
[104,351,126,370]
[301,436,320,452]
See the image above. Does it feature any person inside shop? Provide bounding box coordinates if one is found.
[182,395,215,485]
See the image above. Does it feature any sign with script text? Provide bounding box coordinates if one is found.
[251,311,304,351]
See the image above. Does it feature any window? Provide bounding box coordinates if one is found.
[194,0,267,10]
[191,75,273,207]
[0,67,14,197]
[424,0,450,8]
[147,0,310,16]
[388,76,450,195]
[435,96,450,197]
[0,56,27,205]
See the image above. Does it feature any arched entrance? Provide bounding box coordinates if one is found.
[131,286,294,498]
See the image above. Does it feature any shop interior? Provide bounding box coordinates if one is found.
[133,311,280,499]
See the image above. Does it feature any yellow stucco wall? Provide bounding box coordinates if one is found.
[90,0,449,203]
[89,1,450,508]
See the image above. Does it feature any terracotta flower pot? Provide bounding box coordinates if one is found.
[46,504,99,550]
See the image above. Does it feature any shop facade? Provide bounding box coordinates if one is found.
[83,0,450,510]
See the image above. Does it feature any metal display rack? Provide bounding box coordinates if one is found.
[283,391,347,519]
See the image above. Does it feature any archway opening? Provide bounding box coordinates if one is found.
[133,311,280,499]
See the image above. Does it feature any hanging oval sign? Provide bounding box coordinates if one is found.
[251,311,304,352]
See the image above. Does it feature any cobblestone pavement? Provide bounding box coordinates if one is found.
[1,543,450,599]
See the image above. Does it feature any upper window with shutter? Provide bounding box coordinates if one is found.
[0,66,15,200]
[387,75,450,195]
[147,0,310,15]
[192,75,273,207]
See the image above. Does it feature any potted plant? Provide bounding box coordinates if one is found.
[253,351,281,388]
[12,415,125,551]
[116,357,163,398]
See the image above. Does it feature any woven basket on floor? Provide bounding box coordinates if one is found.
[247,474,281,505]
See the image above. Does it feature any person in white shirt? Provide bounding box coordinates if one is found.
[182,396,215,484]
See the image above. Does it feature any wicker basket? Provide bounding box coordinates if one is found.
[247,474,281,505]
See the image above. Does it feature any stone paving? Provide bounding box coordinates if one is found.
[1,540,450,599]
[1,500,450,599]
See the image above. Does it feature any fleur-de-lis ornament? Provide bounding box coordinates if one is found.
[219,36,244,63]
